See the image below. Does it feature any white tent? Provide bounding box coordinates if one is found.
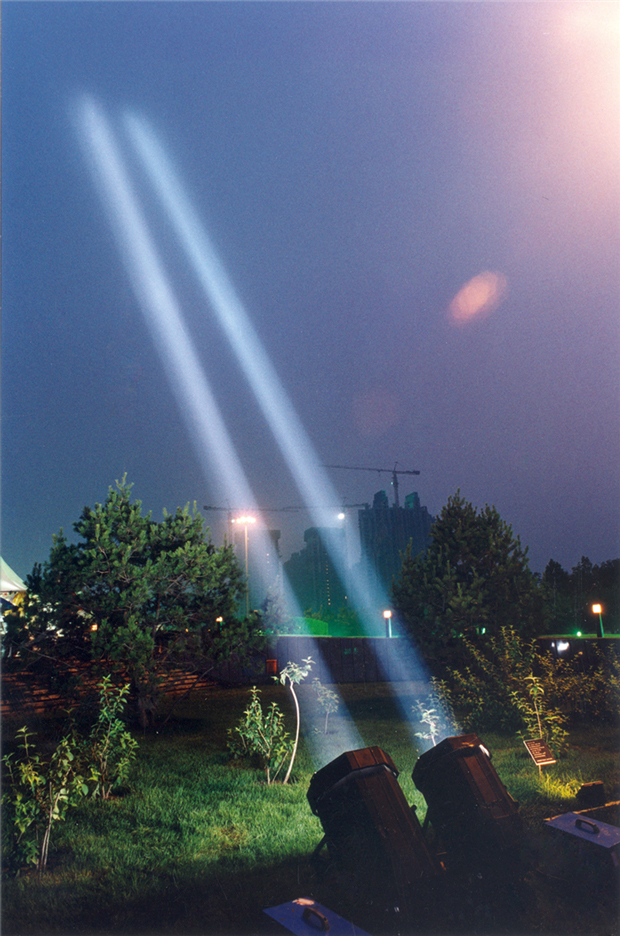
[1,558,27,596]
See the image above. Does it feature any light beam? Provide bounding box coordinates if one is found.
[125,114,386,621]
[123,110,452,739]
[74,95,363,761]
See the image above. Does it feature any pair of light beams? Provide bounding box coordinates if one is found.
[75,96,446,753]
[76,95,364,759]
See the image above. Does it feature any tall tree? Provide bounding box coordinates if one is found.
[542,559,573,632]
[4,479,254,726]
[542,556,620,634]
[392,491,546,669]
[595,559,620,633]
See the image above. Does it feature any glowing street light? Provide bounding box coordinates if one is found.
[592,604,604,638]
[383,609,393,639]
[232,516,256,616]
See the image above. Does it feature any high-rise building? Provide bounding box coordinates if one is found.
[358,490,433,595]
[283,526,347,614]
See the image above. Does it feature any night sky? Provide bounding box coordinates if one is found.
[2,1,619,582]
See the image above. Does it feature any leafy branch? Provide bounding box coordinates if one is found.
[512,674,569,755]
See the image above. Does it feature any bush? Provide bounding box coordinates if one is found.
[80,676,138,799]
[413,686,459,748]
[2,677,138,876]
[511,675,569,755]
[435,626,535,732]
[312,678,340,734]
[227,686,292,784]
[2,727,87,875]
[436,626,570,749]
[538,643,620,723]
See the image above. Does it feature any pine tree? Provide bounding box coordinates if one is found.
[393,491,546,669]
[6,478,251,726]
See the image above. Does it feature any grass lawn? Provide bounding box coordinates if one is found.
[2,681,619,935]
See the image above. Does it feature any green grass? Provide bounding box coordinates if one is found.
[2,682,619,935]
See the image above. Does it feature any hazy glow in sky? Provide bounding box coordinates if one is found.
[2,1,618,579]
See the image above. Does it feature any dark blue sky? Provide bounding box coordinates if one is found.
[2,1,619,580]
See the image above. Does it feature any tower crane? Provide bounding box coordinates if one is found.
[322,463,420,508]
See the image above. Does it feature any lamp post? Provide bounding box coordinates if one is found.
[232,516,256,616]
[592,603,604,639]
[383,609,393,639]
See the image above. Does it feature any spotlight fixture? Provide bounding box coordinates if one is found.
[308,747,439,922]
[412,734,521,868]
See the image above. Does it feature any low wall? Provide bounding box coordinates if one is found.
[274,636,425,684]
[2,638,427,718]
[1,665,230,719]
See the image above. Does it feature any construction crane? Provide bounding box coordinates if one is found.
[322,463,420,508]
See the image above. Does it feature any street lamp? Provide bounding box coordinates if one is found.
[383,609,393,639]
[232,516,256,616]
[592,604,604,638]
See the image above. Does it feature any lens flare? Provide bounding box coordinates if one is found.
[449,270,508,325]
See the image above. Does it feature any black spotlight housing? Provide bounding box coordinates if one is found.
[576,781,606,809]
[308,747,440,919]
[412,734,521,868]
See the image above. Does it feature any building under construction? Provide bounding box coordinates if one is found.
[358,490,434,596]
[283,491,433,616]
[284,526,347,614]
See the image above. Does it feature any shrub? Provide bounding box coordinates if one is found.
[437,625,570,749]
[413,685,458,748]
[2,727,88,875]
[511,675,569,755]
[2,677,138,876]
[436,626,533,732]
[430,625,620,740]
[80,676,138,799]
[538,643,620,723]
[227,686,292,784]
[312,678,340,734]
